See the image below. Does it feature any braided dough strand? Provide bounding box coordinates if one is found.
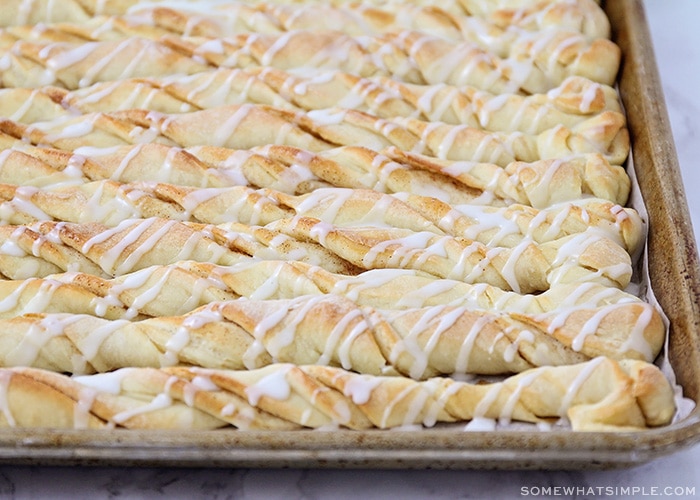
[0,208,634,292]
[0,2,613,60]
[0,72,623,135]
[0,357,675,431]
[1,29,619,93]
[0,0,611,40]
[10,104,629,166]
[0,292,665,377]
[0,259,648,320]
[0,143,632,208]
[0,178,644,252]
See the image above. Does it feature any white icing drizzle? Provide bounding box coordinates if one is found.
[80,218,149,273]
[0,186,52,224]
[455,315,493,374]
[342,373,382,406]
[503,329,535,363]
[379,380,415,428]
[111,389,174,425]
[497,370,540,426]
[570,304,616,352]
[79,319,131,364]
[73,386,98,429]
[245,364,293,406]
[73,368,134,395]
[395,276,459,308]
[618,304,655,360]
[557,357,606,418]
[5,315,83,367]
[0,279,38,313]
[114,219,177,276]
[317,307,368,369]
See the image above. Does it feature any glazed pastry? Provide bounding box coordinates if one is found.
[0,0,612,39]
[0,288,666,376]
[0,29,619,92]
[0,205,634,292]
[0,218,245,279]
[0,144,632,208]
[0,260,650,319]
[0,0,677,434]
[0,3,614,64]
[0,357,675,431]
[0,177,644,254]
[12,104,629,165]
[0,72,624,134]
[262,188,645,253]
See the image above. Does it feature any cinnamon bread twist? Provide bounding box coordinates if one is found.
[0,72,623,134]
[0,144,632,208]
[0,29,620,93]
[0,175,643,250]
[0,357,675,431]
[0,260,649,320]
[0,290,665,377]
[0,3,613,63]
[0,0,612,40]
[0,211,634,292]
[9,104,629,166]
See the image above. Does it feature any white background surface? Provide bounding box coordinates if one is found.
[1,0,699,498]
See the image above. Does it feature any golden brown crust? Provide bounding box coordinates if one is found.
[6,103,629,166]
[0,1,611,40]
[0,358,675,431]
[1,26,620,92]
[0,292,665,377]
[0,0,675,433]
[0,143,632,208]
[0,72,624,134]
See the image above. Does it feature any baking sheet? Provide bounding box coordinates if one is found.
[0,0,698,469]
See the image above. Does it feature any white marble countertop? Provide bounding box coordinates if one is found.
[1,1,699,498]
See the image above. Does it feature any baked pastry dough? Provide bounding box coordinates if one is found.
[0,0,612,40]
[0,260,651,318]
[0,177,644,251]
[0,1,613,51]
[0,144,632,208]
[10,103,629,165]
[0,72,623,134]
[0,0,679,433]
[0,215,633,293]
[0,28,620,93]
[0,358,675,431]
[0,292,665,376]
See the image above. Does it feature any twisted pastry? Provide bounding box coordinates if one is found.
[0,0,611,39]
[261,217,633,292]
[0,182,297,226]
[201,27,619,91]
[0,293,665,377]
[138,1,612,39]
[14,104,629,166]
[0,36,211,90]
[0,143,632,208]
[386,149,631,208]
[0,358,675,431]
[0,217,361,279]
[0,71,624,134]
[0,29,619,93]
[263,188,644,253]
[0,175,643,250]
[0,4,611,60]
[0,212,632,292]
[0,259,650,320]
[0,218,247,279]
